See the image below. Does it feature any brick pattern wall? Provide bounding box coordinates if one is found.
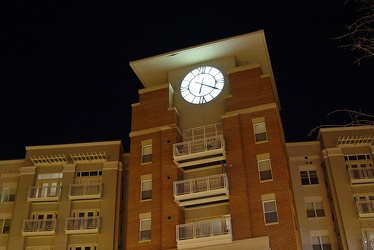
[226,66,275,112]
[223,67,300,249]
[126,86,182,250]
[131,87,176,131]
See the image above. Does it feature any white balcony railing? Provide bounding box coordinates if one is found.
[173,174,229,206]
[176,217,232,249]
[21,219,57,236]
[356,201,374,218]
[68,183,102,200]
[348,167,374,184]
[173,135,225,168]
[27,186,61,202]
[65,217,100,234]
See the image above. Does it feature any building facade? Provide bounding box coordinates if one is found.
[126,30,302,249]
[287,126,374,250]
[0,141,125,250]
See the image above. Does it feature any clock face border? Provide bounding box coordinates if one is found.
[180,66,225,104]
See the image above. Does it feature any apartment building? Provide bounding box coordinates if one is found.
[0,141,124,250]
[287,126,374,250]
[319,126,374,249]
[126,30,302,249]
[287,141,337,249]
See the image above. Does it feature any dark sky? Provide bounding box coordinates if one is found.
[1,1,373,160]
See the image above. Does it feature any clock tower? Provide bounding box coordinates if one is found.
[126,30,302,250]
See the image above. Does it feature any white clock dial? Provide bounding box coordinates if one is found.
[180,66,224,104]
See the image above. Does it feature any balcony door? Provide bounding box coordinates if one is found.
[72,210,99,229]
[31,212,57,231]
[36,173,63,198]
[356,195,374,214]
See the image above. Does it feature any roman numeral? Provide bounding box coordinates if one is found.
[199,96,207,104]
[198,67,206,74]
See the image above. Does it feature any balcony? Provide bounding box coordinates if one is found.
[356,201,374,218]
[173,174,229,207]
[65,217,100,234]
[21,219,57,236]
[176,217,232,249]
[27,186,61,202]
[348,167,374,184]
[173,135,226,169]
[68,183,102,200]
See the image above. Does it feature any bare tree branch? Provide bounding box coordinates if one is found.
[335,0,374,64]
[308,109,374,136]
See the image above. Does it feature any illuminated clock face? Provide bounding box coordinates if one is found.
[180,66,225,104]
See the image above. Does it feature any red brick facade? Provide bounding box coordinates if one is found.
[126,67,301,249]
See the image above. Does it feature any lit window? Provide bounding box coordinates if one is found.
[300,170,318,185]
[0,219,11,234]
[141,180,152,201]
[1,186,16,202]
[263,200,278,224]
[306,202,325,218]
[140,219,151,241]
[258,159,272,181]
[142,145,152,164]
[254,122,267,142]
[311,235,331,250]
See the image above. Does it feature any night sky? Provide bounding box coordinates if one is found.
[1,1,373,160]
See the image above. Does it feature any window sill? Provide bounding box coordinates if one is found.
[265,222,279,226]
[138,239,151,243]
[260,179,273,183]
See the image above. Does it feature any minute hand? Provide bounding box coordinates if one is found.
[200,82,219,89]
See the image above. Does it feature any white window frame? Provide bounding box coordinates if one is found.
[262,200,278,224]
[258,158,273,181]
[300,170,319,185]
[254,122,267,143]
[306,201,325,218]
[139,218,151,241]
[141,180,152,201]
[0,219,11,234]
[1,186,16,202]
[141,145,152,164]
[311,235,331,250]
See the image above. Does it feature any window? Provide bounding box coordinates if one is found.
[306,202,325,218]
[141,180,152,201]
[140,219,151,241]
[1,186,16,202]
[263,200,278,224]
[0,219,11,234]
[300,170,318,185]
[258,159,272,181]
[68,245,97,250]
[76,171,102,177]
[254,122,267,142]
[311,235,331,250]
[141,145,152,164]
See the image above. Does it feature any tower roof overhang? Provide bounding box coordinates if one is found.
[129,30,280,108]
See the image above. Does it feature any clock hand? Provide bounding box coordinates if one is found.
[200,82,220,89]
[197,77,204,94]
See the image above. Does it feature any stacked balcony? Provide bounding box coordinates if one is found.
[68,183,102,200]
[21,219,57,236]
[27,186,61,202]
[173,135,226,169]
[65,217,100,234]
[173,173,229,207]
[348,167,374,185]
[356,201,374,218]
[176,217,232,249]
